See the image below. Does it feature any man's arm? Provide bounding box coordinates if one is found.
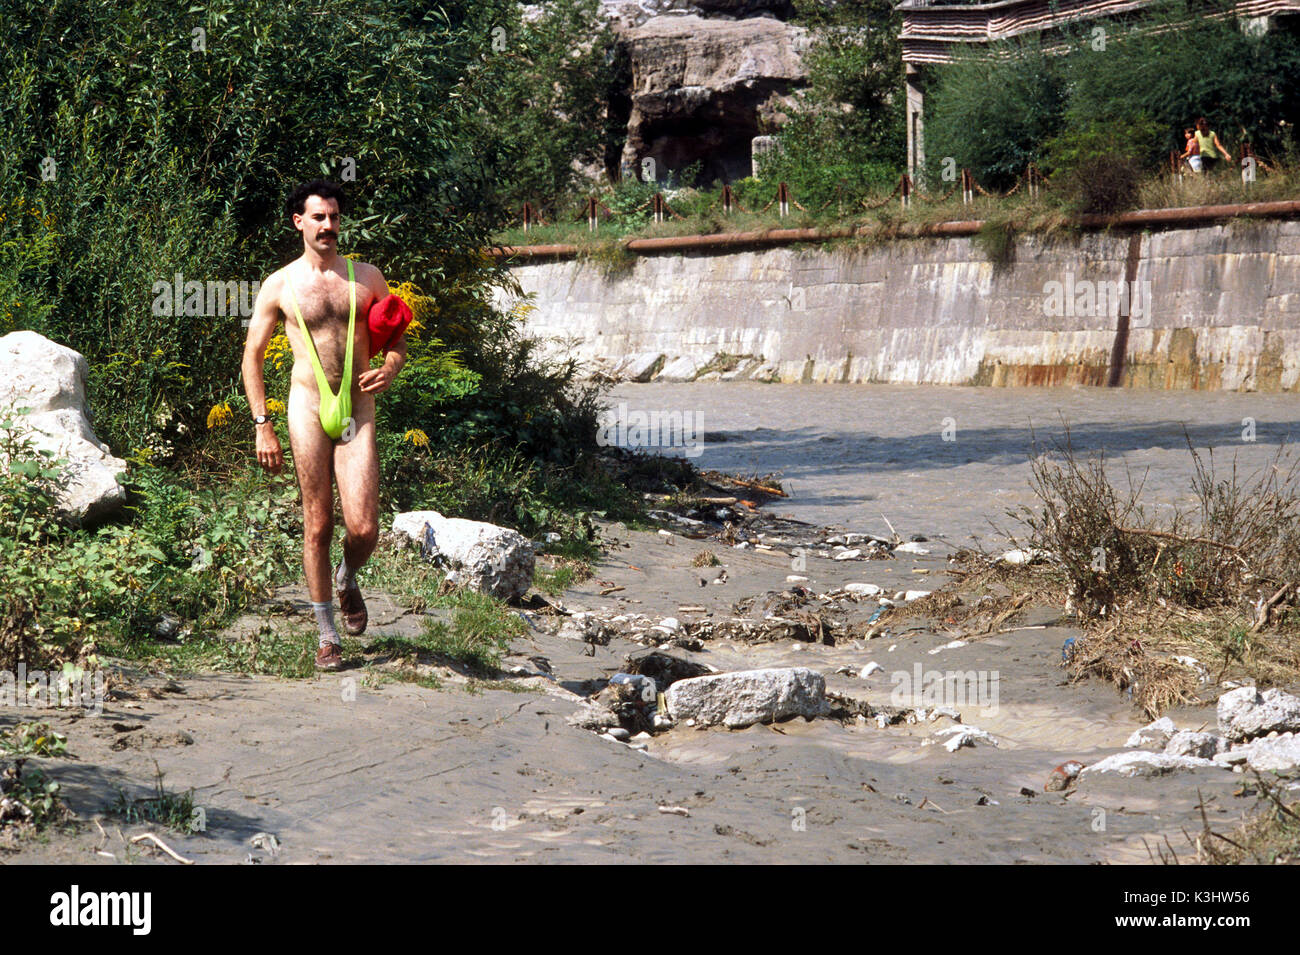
[242,274,285,473]
[1214,133,1232,161]
[359,264,405,394]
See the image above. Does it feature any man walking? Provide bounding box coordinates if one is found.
[242,180,407,670]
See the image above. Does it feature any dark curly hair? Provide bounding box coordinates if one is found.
[286,179,346,217]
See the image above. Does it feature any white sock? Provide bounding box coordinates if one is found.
[312,601,340,647]
[335,557,356,588]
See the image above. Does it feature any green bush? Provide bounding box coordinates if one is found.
[0,413,163,668]
[922,1,1300,190]
[1043,117,1164,214]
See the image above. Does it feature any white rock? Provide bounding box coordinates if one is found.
[606,727,631,741]
[861,662,883,677]
[657,617,680,632]
[834,549,862,561]
[656,355,701,381]
[894,542,930,555]
[929,706,962,723]
[1212,749,1251,767]
[664,667,829,729]
[0,331,128,524]
[844,583,882,597]
[932,726,997,752]
[1164,730,1226,759]
[1237,733,1300,773]
[998,548,1046,565]
[566,701,620,731]
[392,510,535,601]
[618,352,665,382]
[1080,751,1217,778]
[904,590,931,602]
[786,575,809,583]
[1217,686,1300,742]
[1125,716,1177,749]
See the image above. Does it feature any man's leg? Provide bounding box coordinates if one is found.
[287,384,343,668]
[333,392,379,634]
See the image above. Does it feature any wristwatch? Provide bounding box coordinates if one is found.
[253,414,272,427]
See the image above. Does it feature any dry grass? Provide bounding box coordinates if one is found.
[1192,774,1300,865]
[960,433,1300,715]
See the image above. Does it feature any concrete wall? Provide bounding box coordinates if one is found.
[499,218,1300,390]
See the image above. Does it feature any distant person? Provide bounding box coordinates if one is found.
[1193,117,1232,174]
[1181,128,1202,172]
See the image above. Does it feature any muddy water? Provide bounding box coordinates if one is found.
[609,382,1300,544]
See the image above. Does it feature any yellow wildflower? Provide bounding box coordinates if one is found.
[403,428,430,448]
[207,402,233,429]
[266,399,286,414]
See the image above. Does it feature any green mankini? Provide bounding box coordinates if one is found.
[285,258,356,439]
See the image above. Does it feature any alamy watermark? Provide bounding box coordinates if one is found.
[1,664,105,716]
[890,663,999,717]
[152,272,261,323]
[596,401,704,458]
[1042,272,1152,327]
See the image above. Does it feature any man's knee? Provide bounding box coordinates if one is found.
[304,515,333,551]
[348,519,379,551]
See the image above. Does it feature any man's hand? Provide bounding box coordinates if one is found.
[256,424,284,473]
[358,364,397,394]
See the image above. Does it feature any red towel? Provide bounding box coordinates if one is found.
[367,293,413,360]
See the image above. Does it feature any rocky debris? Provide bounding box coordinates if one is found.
[1045,760,1086,792]
[1216,686,1300,742]
[928,726,998,753]
[1164,730,1226,760]
[657,355,702,381]
[617,352,666,382]
[1234,733,1300,773]
[664,666,828,728]
[893,541,930,555]
[1080,751,1216,778]
[567,701,622,732]
[0,331,128,525]
[557,612,615,648]
[1125,716,1177,749]
[595,672,661,734]
[391,510,535,601]
[844,582,883,597]
[999,548,1048,566]
[622,650,714,688]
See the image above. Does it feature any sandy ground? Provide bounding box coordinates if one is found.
[1,524,1260,865]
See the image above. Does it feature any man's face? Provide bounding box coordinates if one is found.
[294,195,341,254]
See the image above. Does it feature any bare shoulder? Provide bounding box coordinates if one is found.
[260,266,290,293]
[350,259,390,297]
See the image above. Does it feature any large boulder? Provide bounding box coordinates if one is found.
[664,666,827,728]
[391,510,535,601]
[0,331,127,524]
[1237,733,1300,773]
[1080,751,1217,778]
[1217,686,1300,742]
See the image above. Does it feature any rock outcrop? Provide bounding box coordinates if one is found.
[620,15,810,184]
[0,331,127,524]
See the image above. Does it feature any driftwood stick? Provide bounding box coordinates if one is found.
[1116,526,1240,551]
